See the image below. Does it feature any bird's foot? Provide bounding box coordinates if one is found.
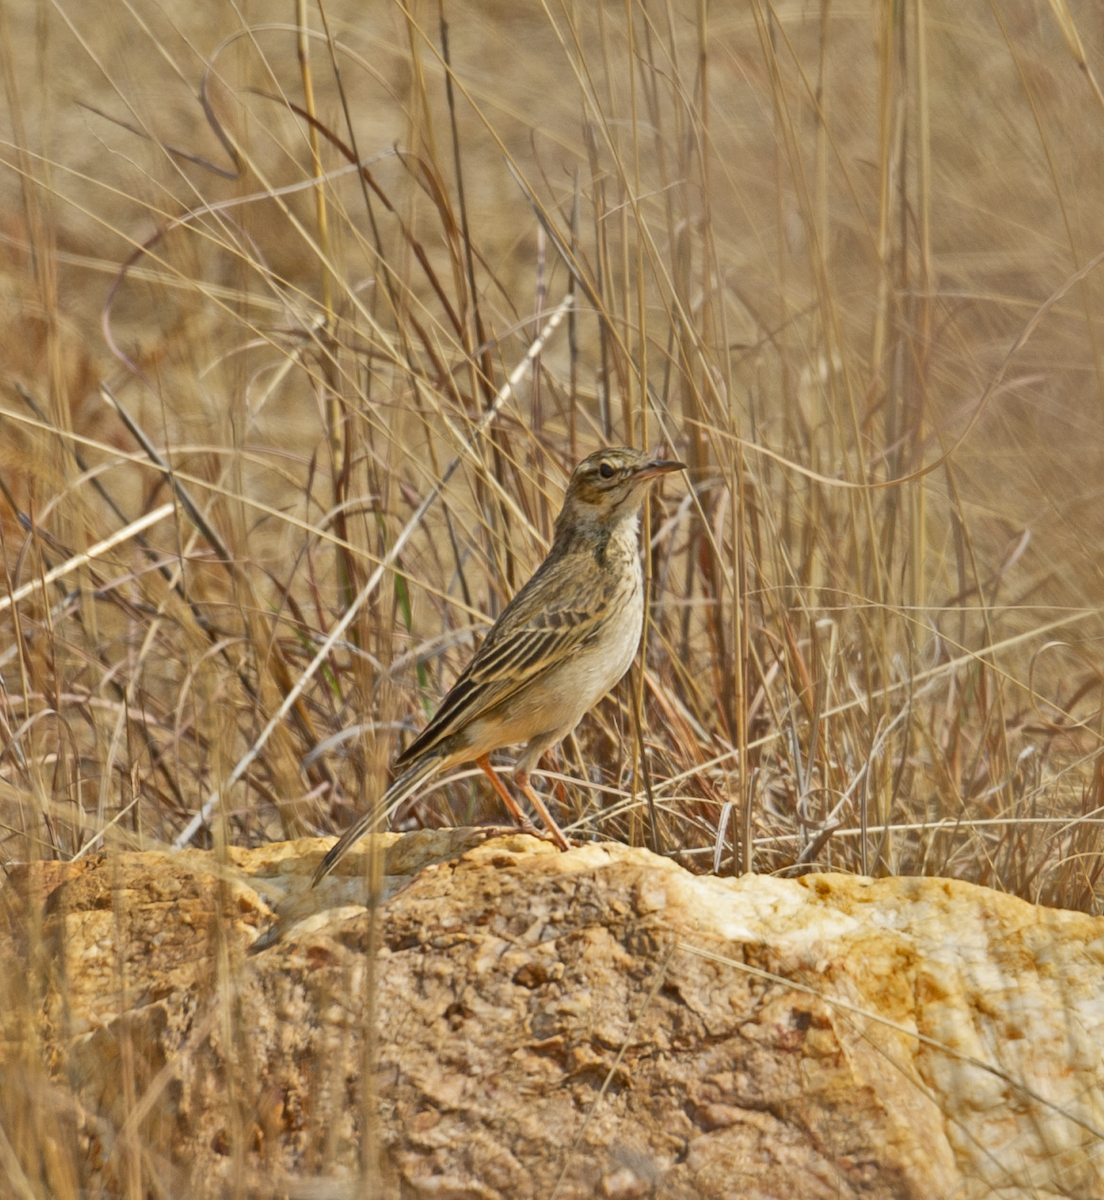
[514,776,572,852]
[472,821,580,849]
[516,819,580,850]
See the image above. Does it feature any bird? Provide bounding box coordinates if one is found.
[311,445,685,886]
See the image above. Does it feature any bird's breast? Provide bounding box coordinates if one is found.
[575,553,644,703]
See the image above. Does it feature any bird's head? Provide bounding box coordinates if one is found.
[555,446,684,540]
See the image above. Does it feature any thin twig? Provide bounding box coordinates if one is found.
[0,504,174,617]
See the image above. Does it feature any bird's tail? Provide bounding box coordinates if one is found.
[311,752,441,887]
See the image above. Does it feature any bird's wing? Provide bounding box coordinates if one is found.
[395,552,610,765]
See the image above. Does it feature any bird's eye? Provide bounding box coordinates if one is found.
[599,462,615,479]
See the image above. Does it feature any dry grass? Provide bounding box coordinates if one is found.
[2,0,1104,1190]
[3,0,1104,903]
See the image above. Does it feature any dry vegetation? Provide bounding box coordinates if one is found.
[4,0,1104,904]
[2,0,1104,1187]
[3,0,1104,884]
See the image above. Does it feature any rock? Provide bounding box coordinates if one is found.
[2,833,1103,1198]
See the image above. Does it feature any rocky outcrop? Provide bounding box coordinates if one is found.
[2,830,1103,1198]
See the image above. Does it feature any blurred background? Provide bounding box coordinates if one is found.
[2,0,1104,907]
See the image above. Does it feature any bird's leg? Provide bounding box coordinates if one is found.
[475,755,541,837]
[514,768,571,852]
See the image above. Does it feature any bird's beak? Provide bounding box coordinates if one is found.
[636,458,686,480]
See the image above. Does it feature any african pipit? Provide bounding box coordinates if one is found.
[312,446,684,885]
